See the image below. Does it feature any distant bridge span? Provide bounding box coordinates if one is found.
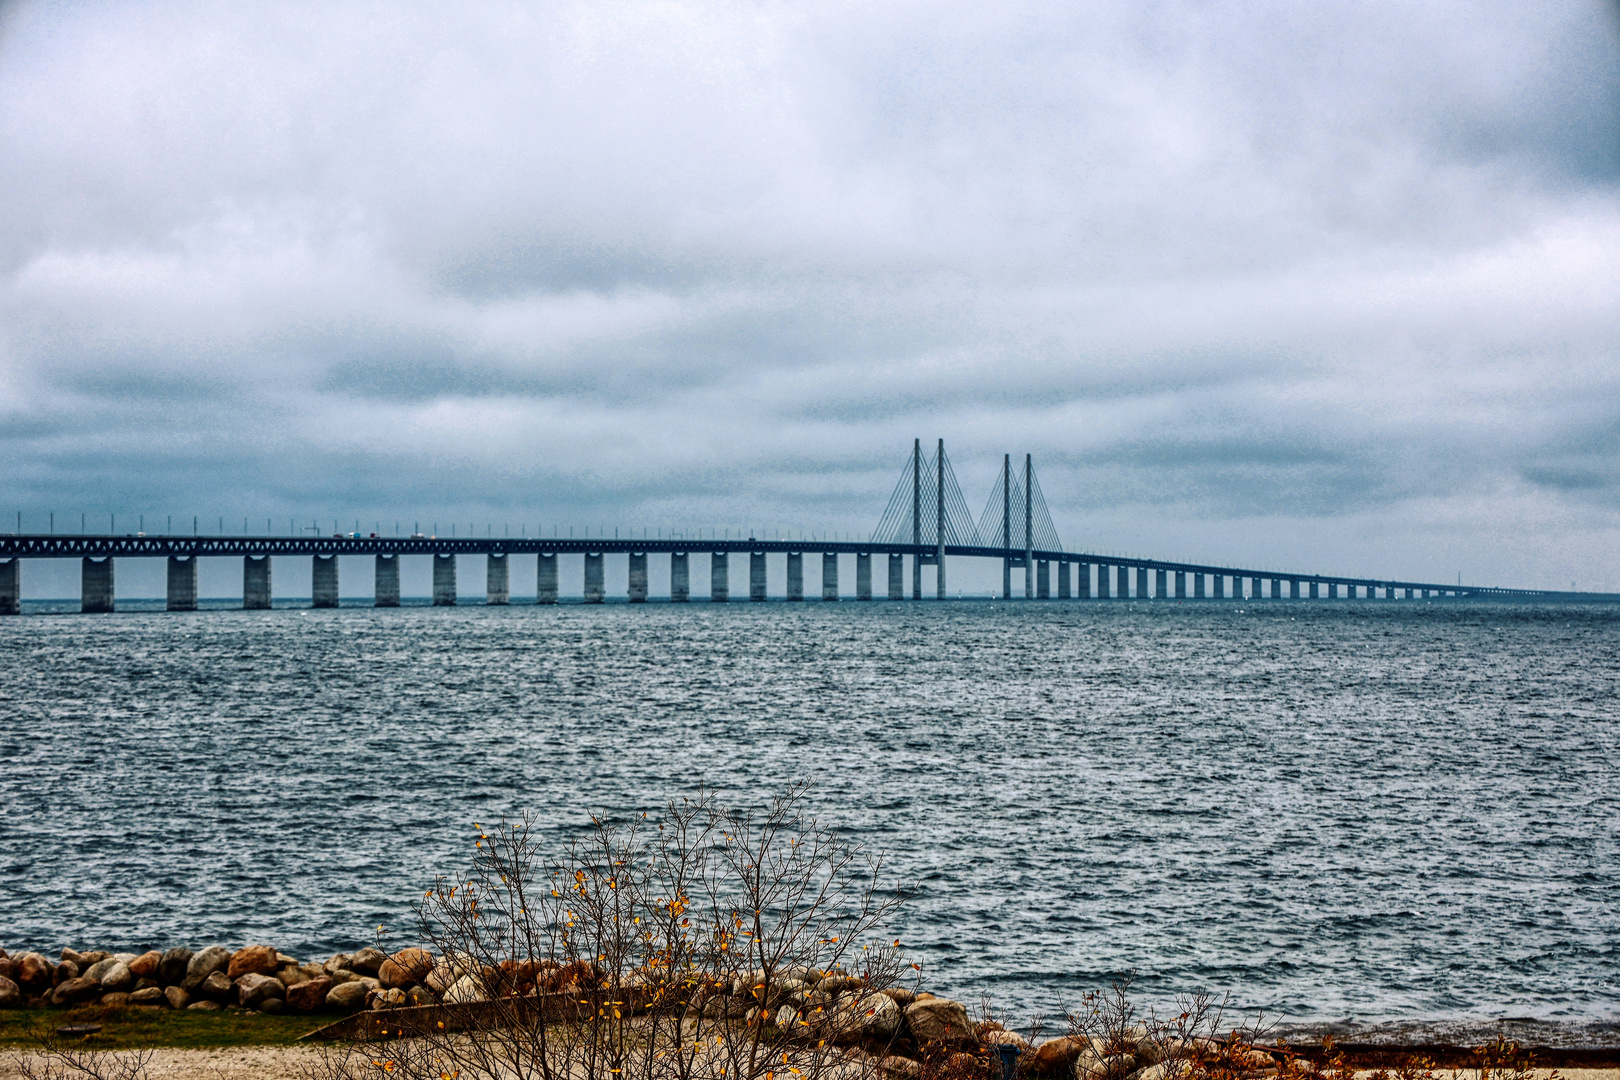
[0,439,1611,611]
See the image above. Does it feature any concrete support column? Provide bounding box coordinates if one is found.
[856,553,872,600]
[487,554,510,606]
[1097,564,1111,599]
[1156,568,1167,599]
[912,554,921,600]
[710,552,728,602]
[786,552,803,600]
[1024,557,1033,600]
[431,554,456,606]
[1002,557,1012,600]
[1214,574,1227,600]
[1291,579,1303,599]
[887,554,903,600]
[669,553,689,602]
[584,553,605,603]
[0,558,17,615]
[1193,572,1205,599]
[1171,571,1183,598]
[1135,566,1148,599]
[375,555,400,607]
[749,552,766,601]
[1077,562,1091,599]
[82,557,115,613]
[822,552,839,600]
[538,554,559,604]
[1057,562,1071,599]
[312,555,339,609]
[629,553,648,603]
[244,556,272,609]
[1037,560,1050,598]
[1307,581,1318,600]
[166,556,198,611]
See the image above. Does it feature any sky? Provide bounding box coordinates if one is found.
[2,0,1618,597]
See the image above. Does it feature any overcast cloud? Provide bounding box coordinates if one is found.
[2,0,1618,594]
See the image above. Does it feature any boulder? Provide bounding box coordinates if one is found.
[441,975,486,1005]
[818,975,867,996]
[834,992,901,1042]
[49,977,103,1007]
[286,976,333,1013]
[370,987,407,1010]
[260,997,285,1014]
[60,948,90,967]
[775,1004,800,1031]
[279,966,310,988]
[99,962,135,993]
[0,976,21,1009]
[1078,1053,1138,1080]
[182,947,232,992]
[904,997,974,1046]
[79,951,111,967]
[881,1057,922,1080]
[133,977,161,992]
[325,980,370,1014]
[100,992,131,1008]
[128,951,163,978]
[127,987,166,1007]
[378,947,433,989]
[880,987,919,1007]
[227,946,279,980]
[158,948,193,987]
[55,961,80,984]
[16,953,54,992]
[347,947,386,976]
[200,970,234,1002]
[1027,1038,1089,1077]
[164,986,190,1010]
[424,963,457,996]
[985,1030,1032,1049]
[112,953,139,965]
[187,1000,223,1011]
[0,958,11,983]
[82,958,117,983]
[405,986,435,1007]
[323,954,353,976]
[235,973,286,1009]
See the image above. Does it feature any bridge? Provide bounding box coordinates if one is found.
[0,440,1607,613]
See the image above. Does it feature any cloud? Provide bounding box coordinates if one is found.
[1,0,1618,591]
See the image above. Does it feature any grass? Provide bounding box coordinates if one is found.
[0,1005,323,1051]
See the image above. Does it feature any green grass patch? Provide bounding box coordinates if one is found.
[0,1005,323,1050]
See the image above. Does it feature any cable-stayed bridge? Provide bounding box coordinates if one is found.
[0,439,1608,612]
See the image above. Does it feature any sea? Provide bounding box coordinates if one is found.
[2,599,1616,1043]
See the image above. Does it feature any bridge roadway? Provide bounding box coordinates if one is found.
[0,533,1605,613]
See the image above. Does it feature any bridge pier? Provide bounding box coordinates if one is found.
[313,555,339,608]
[711,552,728,602]
[1156,568,1167,599]
[432,554,456,606]
[912,554,921,600]
[822,552,838,600]
[629,553,648,602]
[670,552,688,602]
[487,553,509,605]
[1096,563,1111,599]
[888,554,903,600]
[0,558,17,615]
[82,557,114,613]
[1002,556,1012,600]
[1135,566,1148,599]
[375,554,400,607]
[1037,560,1049,598]
[1193,572,1205,599]
[166,555,197,611]
[584,553,604,603]
[1077,562,1090,599]
[538,553,558,604]
[856,553,871,600]
[750,552,766,601]
[1215,574,1227,600]
[244,556,272,609]
[786,552,803,600]
[1058,561,1071,599]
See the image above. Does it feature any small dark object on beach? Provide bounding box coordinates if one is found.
[56,1023,103,1038]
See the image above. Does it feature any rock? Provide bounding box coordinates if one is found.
[187,1000,223,1011]
[1078,1053,1138,1080]
[100,992,131,1008]
[347,947,386,976]
[79,951,110,967]
[904,997,974,1046]
[323,954,353,976]
[259,997,285,1014]
[128,951,163,978]
[327,969,362,984]
[279,966,310,988]
[378,947,434,989]
[881,1057,922,1079]
[442,975,486,1005]
[406,986,435,1007]
[1027,1038,1089,1077]
[227,946,279,980]
[201,970,234,1002]
[235,973,286,1009]
[16,953,54,992]
[775,1004,800,1031]
[50,977,103,1007]
[834,992,901,1042]
[112,953,139,965]
[948,1052,986,1076]
[158,948,193,987]
[276,953,298,966]
[134,977,161,992]
[325,980,370,1014]
[818,975,867,996]
[880,987,919,1007]
[128,987,166,1007]
[60,948,90,967]
[55,961,80,984]
[0,958,11,983]
[286,977,333,1013]
[370,987,407,1010]
[985,1030,1032,1049]
[183,946,232,992]
[99,962,135,993]
[82,958,117,983]
[425,963,457,996]
[164,986,190,1010]
[0,976,21,1009]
